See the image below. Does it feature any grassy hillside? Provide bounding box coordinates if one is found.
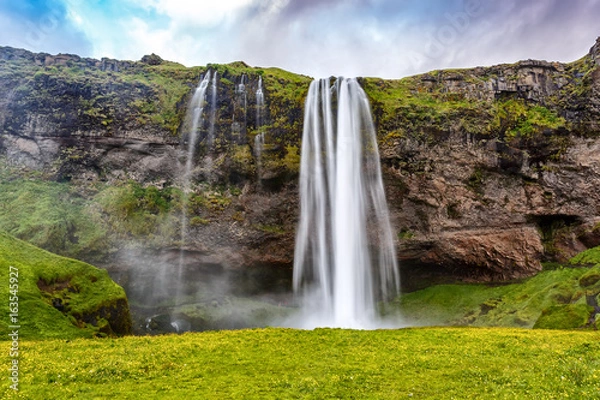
[0,232,131,339]
[396,250,600,329]
[0,168,248,262]
[2,327,599,399]
[0,177,109,262]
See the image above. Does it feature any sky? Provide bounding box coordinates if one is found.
[0,0,599,79]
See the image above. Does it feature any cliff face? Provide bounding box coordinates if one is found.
[0,47,308,183]
[371,38,600,286]
[1,38,600,292]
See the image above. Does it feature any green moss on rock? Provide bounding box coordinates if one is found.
[580,270,600,287]
[571,246,600,265]
[0,232,132,339]
[0,178,110,263]
[533,304,593,330]
[230,145,256,177]
[397,263,600,329]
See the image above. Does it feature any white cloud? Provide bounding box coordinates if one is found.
[120,16,232,66]
[25,0,600,78]
[0,1,91,56]
[120,17,171,58]
[127,0,255,26]
[66,8,84,26]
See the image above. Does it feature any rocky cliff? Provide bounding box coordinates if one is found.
[370,37,600,287]
[1,38,600,296]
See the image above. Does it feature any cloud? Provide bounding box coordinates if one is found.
[0,0,91,55]
[223,0,600,78]
[228,0,403,77]
[129,0,254,27]
[1,0,599,78]
[430,0,600,71]
[53,0,254,64]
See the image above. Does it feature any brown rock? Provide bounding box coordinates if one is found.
[400,227,543,281]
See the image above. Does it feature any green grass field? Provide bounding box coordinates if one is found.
[2,222,600,398]
[2,327,600,399]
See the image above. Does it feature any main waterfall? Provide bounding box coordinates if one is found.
[293,78,400,329]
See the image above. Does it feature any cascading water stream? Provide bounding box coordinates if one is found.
[255,76,265,180]
[207,70,218,149]
[183,73,211,182]
[172,72,212,314]
[256,76,264,128]
[231,74,247,141]
[203,70,218,178]
[292,77,400,329]
[237,74,247,112]
[239,74,246,93]
[254,132,265,180]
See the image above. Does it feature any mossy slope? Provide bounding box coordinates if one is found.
[397,249,600,329]
[0,232,132,339]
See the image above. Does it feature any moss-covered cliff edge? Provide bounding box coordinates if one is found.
[1,37,600,293]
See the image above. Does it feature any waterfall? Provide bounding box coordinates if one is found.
[183,73,211,180]
[207,70,218,149]
[232,74,247,141]
[237,74,247,111]
[292,77,400,329]
[255,76,265,180]
[256,76,264,128]
[238,74,246,92]
[254,131,265,180]
[202,70,218,179]
[172,72,212,310]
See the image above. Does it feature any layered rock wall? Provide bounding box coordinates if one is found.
[1,39,600,288]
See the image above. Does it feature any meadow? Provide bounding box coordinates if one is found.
[2,327,600,399]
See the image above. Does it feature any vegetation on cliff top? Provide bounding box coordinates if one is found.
[0,47,311,145]
[2,327,599,399]
[0,232,131,340]
[2,57,198,135]
[3,43,597,144]
[1,45,596,183]
[363,75,568,146]
[363,76,488,142]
